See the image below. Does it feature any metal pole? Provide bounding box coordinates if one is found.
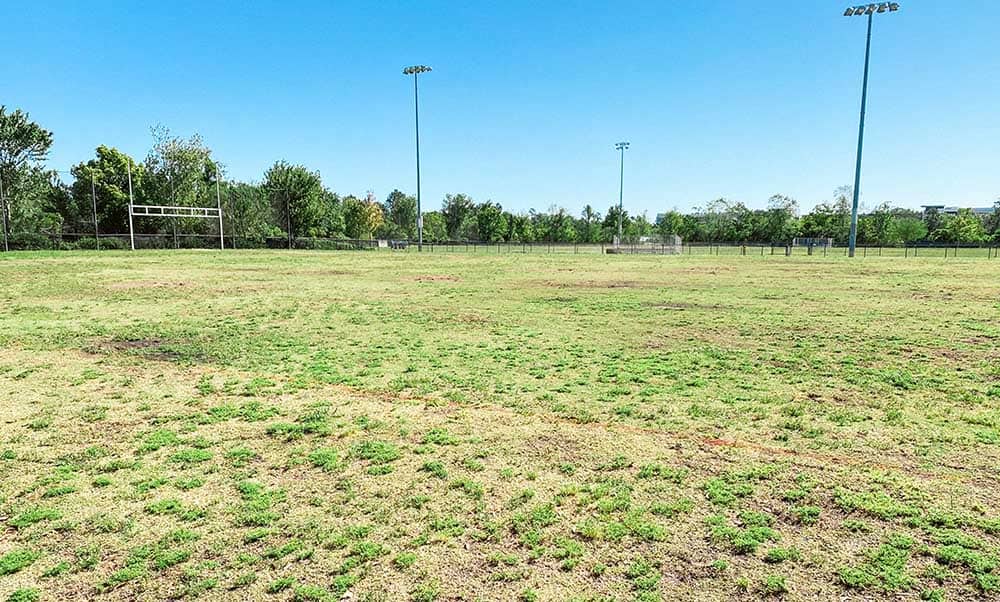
[617,146,624,246]
[413,73,423,252]
[91,173,100,250]
[0,174,8,252]
[286,191,292,250]
[848,12,873,258]
[126,162,136,251]
[215,168,224,250]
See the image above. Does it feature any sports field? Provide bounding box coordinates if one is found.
[1,251,999,601]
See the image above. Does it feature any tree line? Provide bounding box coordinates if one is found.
[2,106,998,249]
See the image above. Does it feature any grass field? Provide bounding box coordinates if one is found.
[1,250,999,601]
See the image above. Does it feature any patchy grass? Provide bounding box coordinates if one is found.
[1,250,1000,600]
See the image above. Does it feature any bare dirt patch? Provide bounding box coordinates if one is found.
[107,280,194,290]
[646,301,726,311]
[543,279,642,289]
[86,338,195,363]
[411,274,461,282]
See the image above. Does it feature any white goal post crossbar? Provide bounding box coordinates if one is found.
[126,160,225,251]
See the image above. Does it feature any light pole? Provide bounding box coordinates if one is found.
[615,141,630,247]
[844,2,899,257]
[403,65,432,251]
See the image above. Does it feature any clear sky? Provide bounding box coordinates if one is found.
[3,1,998,215]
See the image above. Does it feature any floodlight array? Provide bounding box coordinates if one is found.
[843,3,899,16]
[403,65,432,75]
[615,141,630,151]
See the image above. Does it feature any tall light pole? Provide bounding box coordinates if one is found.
[615,141,630,247]
[403,65,432,251]
[844,2,899,257]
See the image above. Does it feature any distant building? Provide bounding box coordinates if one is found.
[921,205,994,216]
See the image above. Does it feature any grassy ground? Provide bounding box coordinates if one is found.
[1,250,999,602]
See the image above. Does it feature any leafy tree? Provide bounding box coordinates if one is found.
[936,209,987,244]
[144,126,218,203]
[442,193,475,239]
[923,207,944,236]
[343,194,384,239]
[602,205,629,242]
[264,161,325,239]
[655,210,683,242]
[457,212,479,241]
[507,213,533,242]
[0,107,54,241]
[893,217,928,244]
[382,189,416,239]
[70,146,145,235]
[579,205,602,243]
[421,211,447,242]
[475,202,507,242]
[984,200,1000,242]
[318,189,345,238]
[859,203,898,245]
[800,188,851,244]
[756,195,800,243]
[221,181,273,245]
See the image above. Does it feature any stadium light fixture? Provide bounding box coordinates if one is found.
[843,3,900,258]
[403,65,432,250]
[615,142,630,247]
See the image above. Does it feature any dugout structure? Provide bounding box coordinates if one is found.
[126,161,225,251]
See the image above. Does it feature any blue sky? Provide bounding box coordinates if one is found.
[3,1,998,215]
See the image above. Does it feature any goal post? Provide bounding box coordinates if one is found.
[127,161,225,251]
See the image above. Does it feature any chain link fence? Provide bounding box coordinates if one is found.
[2,232,998,259]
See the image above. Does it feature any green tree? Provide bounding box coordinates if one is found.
[318,188,345,238]
[442,193,475,239]
[984,200,1000,242]
[70,146,145,235]
[0,106,55,243]
[507,213,533,242]
[475,202,507,242]
[143,126,221,240]
[936,209,987,244]
[421,211,447,242]
[343,195,384,240]
[602,205,629,242]
[221,181,273,245]
[655,210,683,242]
[923,207,944,236]
[382,189,416,239]
[757,195,799,243]
[264,161,325,239]
[893,217,928,245]
[860,203,898,245]
[579,205,602,243]
[800,188,852,244]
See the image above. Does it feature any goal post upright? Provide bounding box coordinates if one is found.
[215,167,224,250]
[127,159,135,251]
